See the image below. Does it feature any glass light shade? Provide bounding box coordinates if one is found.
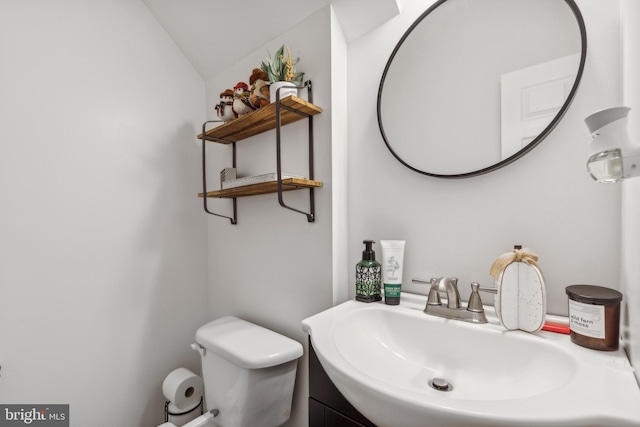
[585,107,639,183]
[587,149,623,183]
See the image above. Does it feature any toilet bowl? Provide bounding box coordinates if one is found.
[158,316,303,427]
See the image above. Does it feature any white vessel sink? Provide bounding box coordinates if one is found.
[302,292,640,427]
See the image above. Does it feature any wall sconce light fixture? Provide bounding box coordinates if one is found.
[585,107,639,183]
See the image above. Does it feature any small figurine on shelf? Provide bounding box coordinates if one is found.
[232,82,255,117]
[249,68,270,109]
[215,89,236,122]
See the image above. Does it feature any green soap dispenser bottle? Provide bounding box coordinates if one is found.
[356,240,382,302]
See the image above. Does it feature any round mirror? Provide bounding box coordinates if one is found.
[377,0,586,178]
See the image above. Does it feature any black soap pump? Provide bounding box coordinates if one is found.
[356,240,382,302]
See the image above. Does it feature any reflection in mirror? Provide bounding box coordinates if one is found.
[378,0,586,178]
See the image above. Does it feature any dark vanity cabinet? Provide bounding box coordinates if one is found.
[309,339,377,427]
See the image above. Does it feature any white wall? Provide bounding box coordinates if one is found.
[621,0,640,383]
[347,0,622,315]
[203,7,347,426]
[330,8,350,306]
[0,1,208,425]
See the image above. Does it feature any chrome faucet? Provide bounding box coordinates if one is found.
[412,277,487,324]
[438,277,461,309]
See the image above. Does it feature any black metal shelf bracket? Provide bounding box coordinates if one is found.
[164,397,204,423]
[201,120,237,224]
[275,80,316,222]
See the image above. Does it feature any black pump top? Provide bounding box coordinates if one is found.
[362,240,376,261]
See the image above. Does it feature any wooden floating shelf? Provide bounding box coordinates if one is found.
[197,96,323,144]
[198,178,323,198]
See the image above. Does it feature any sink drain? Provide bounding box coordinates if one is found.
[428,377,453,392]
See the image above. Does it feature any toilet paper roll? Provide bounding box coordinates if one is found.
[162,368,204,411]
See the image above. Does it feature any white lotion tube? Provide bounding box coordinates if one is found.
[380,240,405,305]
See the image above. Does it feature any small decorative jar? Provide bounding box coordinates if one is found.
[565,284,623,351]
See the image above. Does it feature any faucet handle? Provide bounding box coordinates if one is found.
[478,285,498,295]
[427,277,441,306]
[412,278,441,306]
[467,282,485,313]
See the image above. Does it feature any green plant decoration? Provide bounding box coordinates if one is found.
[260,45,305,86]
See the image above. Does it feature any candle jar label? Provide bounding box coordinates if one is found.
[569,300,605,339]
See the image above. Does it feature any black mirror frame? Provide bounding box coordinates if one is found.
[376,0,587,179]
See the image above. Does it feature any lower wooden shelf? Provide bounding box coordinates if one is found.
[198,178,323,198]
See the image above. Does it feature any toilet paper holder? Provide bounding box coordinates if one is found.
[164,397,204,423]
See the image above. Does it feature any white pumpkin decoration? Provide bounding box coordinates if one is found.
[489,246,546,332]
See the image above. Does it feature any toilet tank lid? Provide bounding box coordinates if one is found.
[195,316,303,369]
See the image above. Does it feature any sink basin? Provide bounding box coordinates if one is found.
[302,292,640,427]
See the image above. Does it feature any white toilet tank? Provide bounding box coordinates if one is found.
[194,316,303,427]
